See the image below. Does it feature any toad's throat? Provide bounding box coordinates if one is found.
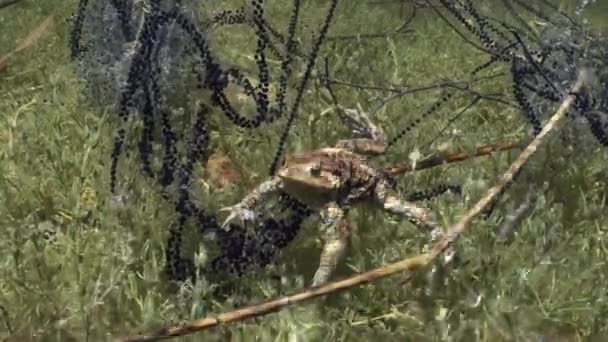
[279,175,339,207]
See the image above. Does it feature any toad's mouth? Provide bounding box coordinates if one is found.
[278,173,338,207]
[280,183,334,207]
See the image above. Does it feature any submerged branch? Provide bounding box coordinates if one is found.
[384,140,522,175]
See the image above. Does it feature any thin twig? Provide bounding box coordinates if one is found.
[384,140,522,175]
[327,73,505,95]
[118,74,585,342]
[420,95,482,149]
[495,182,537,243]
[0,0,24,10]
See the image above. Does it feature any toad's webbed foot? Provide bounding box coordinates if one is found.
[220,177,283,232]
[379,193,443,236]
[334,105,387,156]
[219,203,259,232]
[337,105,386,142]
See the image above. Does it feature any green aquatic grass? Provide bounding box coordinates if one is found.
[1,1,608,341]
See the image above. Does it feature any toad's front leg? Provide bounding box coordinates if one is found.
[220,176,283,232]
[312,202,350,287]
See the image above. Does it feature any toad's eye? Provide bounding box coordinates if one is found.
[308,164,321,177]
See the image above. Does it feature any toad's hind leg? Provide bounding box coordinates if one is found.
[374,180,456,294]
[335,106,387,156]
[374,181,443,240]
[312,202,350,287]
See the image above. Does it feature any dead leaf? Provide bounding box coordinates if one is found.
[0,57,8,73]
[0,15,53,74]
[205,154,242,188]
[15,15,54,53]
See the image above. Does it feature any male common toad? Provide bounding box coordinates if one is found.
[221,106,445,286]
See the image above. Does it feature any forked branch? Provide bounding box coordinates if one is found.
[117,73,586,342]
